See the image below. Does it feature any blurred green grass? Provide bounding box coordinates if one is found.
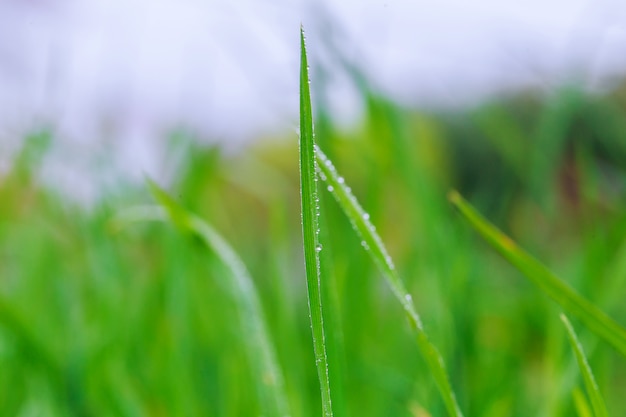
[1,81,626,416]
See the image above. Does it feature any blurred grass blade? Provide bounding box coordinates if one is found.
[449,190,626,357]
[561,314,608,417]
[299,27,334,417]
[141,181,290,417]
[316,148,463,417]
[0,298,63,386]
[572,387,594,417]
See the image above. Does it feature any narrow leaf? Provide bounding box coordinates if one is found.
[0,299,64,386]
[561,314,608,417]
[316,148,463,417]
[299,27,334,417]
[135,182,290,417]
[572,387,593,417]
[449,190,626,357]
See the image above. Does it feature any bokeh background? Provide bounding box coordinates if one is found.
[1,1,626,416]
[2,0,626,201]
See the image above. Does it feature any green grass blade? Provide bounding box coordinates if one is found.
[448,190,626,357]
[132,182,290,417]
[316,148,463,417]
[299,27,334,417]
[561,314,608,417]
[0,298,64,386]
[572,387,594,417]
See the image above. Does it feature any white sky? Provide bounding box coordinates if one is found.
[0,0,625,200]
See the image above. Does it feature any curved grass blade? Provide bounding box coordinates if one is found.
[561,314,608,417]
[448,190,626,358]
[315,148,463,417]
[299,26,334,417]
[129,182,290,417]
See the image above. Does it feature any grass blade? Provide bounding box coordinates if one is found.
[299,27,334,417]
[448,190,626,357]
[0,298,64,386]
[130,183,290,417]
[316,148,463,417]
[572,387,594,417]
[561,314,608,417]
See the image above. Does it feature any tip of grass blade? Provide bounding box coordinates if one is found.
[447,189,461,205]
[146,178,191,232]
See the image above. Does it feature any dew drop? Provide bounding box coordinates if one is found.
[337,177,345,184]
[405,294,412,302]
[327,185,334,192]
[362,213,370,221]
[316,244,323,252]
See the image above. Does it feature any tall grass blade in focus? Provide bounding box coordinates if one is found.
[449,190,626,357]
[117,181,291,417]
[561,314,608,417]
[315,148,463,417]
[299,27,334,417]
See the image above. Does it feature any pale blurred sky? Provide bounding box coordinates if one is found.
[1,0,625,200]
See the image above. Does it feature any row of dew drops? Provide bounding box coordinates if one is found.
[313,145,420,326]
[313,145,396,273]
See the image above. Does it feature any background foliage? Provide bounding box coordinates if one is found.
[1,80,626,416]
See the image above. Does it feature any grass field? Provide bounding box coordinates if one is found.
[0,36,626,416]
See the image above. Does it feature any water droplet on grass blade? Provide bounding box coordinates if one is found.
[327,185,334,192]
[315,244,323,252]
